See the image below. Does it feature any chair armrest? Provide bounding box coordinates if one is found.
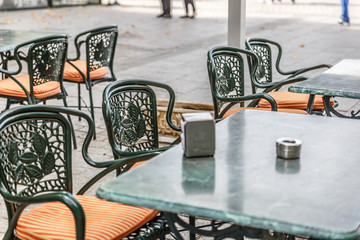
[0,185,85,240]
[288,64,332,78]
[77,152,160,195]
[261,76,308,93]
[216,92,277,118]
[67,40,85,61]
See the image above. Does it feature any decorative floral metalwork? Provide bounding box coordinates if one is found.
[0,119,68,197]
[251,44,272,84]
[213,54,244,110]
[30,42,66,86]
[88,31,116,71]
[109,90,157,152]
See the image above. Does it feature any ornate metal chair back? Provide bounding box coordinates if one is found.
[207,46,257,119]
[247,42,273,84]
[246,38,286,93]
[0,106,73,221]
[103,79,179,159]
[13,35,68,103]
[84,26,118,82]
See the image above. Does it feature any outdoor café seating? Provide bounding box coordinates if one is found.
[245,37,333,111]
[207,46,308,119]
[102,79,181,172]
[63,25,118,134]
[0,105,169,240]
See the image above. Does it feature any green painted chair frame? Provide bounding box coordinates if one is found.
[245,37,331,94]
[102,79,181,171]
[0,34,77,148]
[207,46,277,119]
[64,25,118,137]
[0,105,170,240]
[0,35,69,109]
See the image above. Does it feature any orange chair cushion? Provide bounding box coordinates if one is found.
[222,107,308,118]
[0,75,60,99]
[257,91,333,110]
[16,195,159,240]
[64,60,107,82]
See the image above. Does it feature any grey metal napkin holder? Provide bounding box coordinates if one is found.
[276,137,302,159]
[181,112,215,158]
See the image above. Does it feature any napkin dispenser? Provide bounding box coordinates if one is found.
[181,112,215,158]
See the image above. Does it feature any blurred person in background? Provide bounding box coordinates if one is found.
[339,0,350,25]
[180,0,196,18]
[157,0,171,18]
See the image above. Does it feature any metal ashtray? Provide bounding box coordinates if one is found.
[276,137,302,160]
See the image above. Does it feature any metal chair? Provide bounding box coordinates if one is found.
[245,37,333,112]
[102,79,181,171]
[0,34,69,109]
[0,105,169,240]
[0,34,77,148]
[207,46,308,119]
[63,25,118,137]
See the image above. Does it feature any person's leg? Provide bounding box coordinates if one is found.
[190,0,196,14]
[157,0,171,18]
[188,0,196,18]
[163,0,171,17]
[341,0,349,22]
[180,0,190,18]
[185,0,189,14]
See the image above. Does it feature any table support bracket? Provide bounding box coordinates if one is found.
[164,212,245,240]
[323,96,360,119]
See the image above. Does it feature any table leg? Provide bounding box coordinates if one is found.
[306,94,315,114]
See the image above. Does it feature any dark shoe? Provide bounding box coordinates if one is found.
[162,14,172,18]
[157,13,165,18]
[180,15,189,18]
[338,18,350,26]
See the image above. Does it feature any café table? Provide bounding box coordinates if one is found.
[288,59,360,118]
[97,110,360,240]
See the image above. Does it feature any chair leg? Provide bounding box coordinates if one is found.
[63,97,77,149]
[5,99,11,110]
[189,216,196,240]
[88,85,96,139]
[78,83,81,121]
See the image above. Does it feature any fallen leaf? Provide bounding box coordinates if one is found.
[300,44,305,48]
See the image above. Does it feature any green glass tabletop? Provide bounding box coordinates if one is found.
[289,59,360,99]
[97,110,360,240]
[0,29,62,52]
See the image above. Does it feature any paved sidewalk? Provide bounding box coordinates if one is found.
[0,0,360,237]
